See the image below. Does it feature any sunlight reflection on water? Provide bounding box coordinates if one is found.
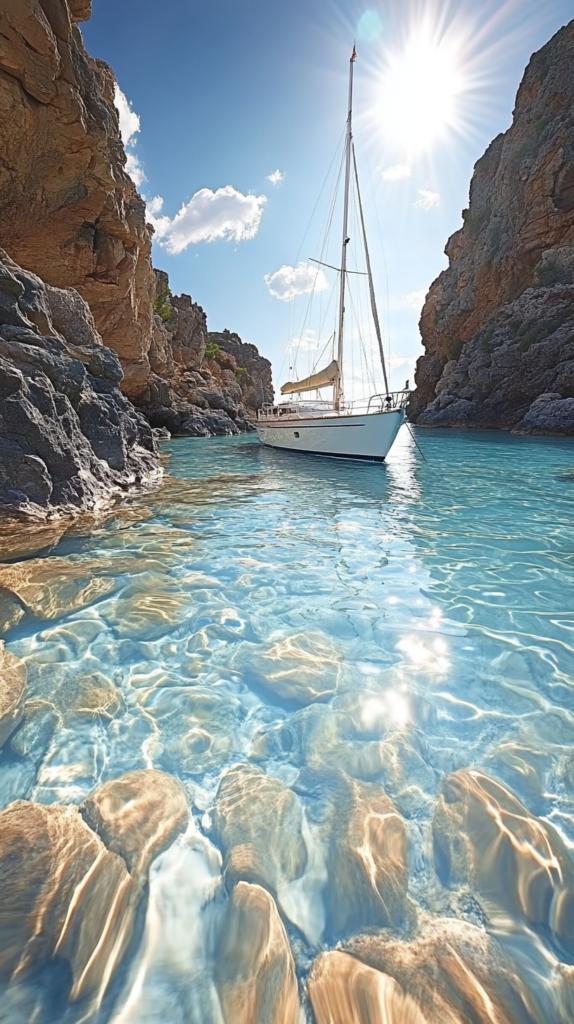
[1,426,574,1022]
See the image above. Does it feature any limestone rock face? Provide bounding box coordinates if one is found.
[0,644,27,750]
[0,250,158,513]
[410,20,574,433]
[215,882,300,1024]
[81,769,190,879]
[210,329,274,412]
[213,763,307,895]
[433,768,574,951]
[138,274,274,437]
[0,0,155,397]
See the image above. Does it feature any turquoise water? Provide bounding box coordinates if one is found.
[2,427,574,1022]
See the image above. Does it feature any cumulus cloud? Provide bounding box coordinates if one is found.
[380,163,411,181]
[125,151,145,187]
[414,188,440,210]
[264,262,329,302]
[267,169,285,185]
[149,187,267,254]
[404,288,427,312]
[390,355,416,370]
[286,328,324,354]
[114,84,140,147]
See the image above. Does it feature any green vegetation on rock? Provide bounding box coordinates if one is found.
[153,284,172,322]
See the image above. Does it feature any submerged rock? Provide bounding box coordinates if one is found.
[142,688,244,776]
[309,769,409,937]
[337,916,546,1023]
[0,251,158,514]
[213,763,307,895]
[0,556,117,618]
[81,769,190,879]
[308,950,424,1024]
[215,882,300,1024]
[0,645,27,750]
[433,768,574,951]
[0,801,135,1001]
[0,771,191,1002]
[235,631,341,705]
[410,21,574,433]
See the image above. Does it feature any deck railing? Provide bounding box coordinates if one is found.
[258,390,410,421]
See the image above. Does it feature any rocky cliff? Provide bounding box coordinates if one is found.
[0,0,273,443]
[0,0,155,399]
[0,249,158,514]
[409,19,574,434]
[136,271,274,437]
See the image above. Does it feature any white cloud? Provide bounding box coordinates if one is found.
[147,195,165,216]
[114,84,140,147]
[414,188,440,210]
[390,355,416,370]
[380,163,411,181]
[149,187,267,254]
[267,169,285,185]
[264,262,329,302]
[125,151,145,187]
[286,328,324,354]
[404,288,427,312]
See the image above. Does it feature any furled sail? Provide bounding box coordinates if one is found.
[280,359,339,395]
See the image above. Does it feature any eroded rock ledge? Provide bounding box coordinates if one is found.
[136,270,273,437]
[0,249,158,514]
[409,19,574,434]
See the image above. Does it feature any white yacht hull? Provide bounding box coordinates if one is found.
[256,408,405,461]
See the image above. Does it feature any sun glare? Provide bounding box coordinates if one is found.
[379,27,467,152]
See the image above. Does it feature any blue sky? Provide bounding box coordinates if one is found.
[84,0,573,393]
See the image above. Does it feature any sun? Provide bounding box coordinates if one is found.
[378,25,467,153]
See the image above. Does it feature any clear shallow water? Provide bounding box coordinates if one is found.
[1,427,574,1022]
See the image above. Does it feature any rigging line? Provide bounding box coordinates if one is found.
[347,279,374,394]
[309,258,366,275]
[352,142,390,395]
[294,127,346,265]
[287,140,346,383]
[362,144,392,377]
[318,144,345,264]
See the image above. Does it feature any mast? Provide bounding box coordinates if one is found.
[352,143,390,394]
[334,44,356,411]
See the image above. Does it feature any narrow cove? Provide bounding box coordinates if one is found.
[1,428,574,1021]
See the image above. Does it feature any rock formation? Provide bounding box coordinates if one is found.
[328,916,547,1024]
[409,20,574,433]
[0,0,155,398]
[433,768,574,951]
[213,762,308,895]
[137,271,274,437]
[0,645,27,751]
[0,769,190,1003]
[0,249,158,514]
[0,0,273,456]
[215,882,301,1024]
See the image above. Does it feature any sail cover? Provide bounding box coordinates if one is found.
[281,359,339,395]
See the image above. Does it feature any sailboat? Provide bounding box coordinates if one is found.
[256,46,409,462]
